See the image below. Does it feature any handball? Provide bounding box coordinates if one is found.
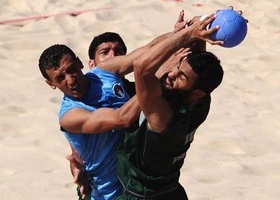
[209,9,248,48]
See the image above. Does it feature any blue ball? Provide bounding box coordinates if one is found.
[209,9,248,48]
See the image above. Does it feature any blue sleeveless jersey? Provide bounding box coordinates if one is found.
[59,67,129,200]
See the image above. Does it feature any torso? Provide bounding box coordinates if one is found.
[117,95,211,198]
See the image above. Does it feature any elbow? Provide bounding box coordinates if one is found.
[119,116,136,129]
[133,56,151,77]
[117,111,140,129]
[133,58,142,74]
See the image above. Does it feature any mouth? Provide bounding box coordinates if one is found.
[71,83,79,91]
[166,77,173,88]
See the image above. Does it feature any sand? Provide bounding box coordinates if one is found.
[0,0,279,199]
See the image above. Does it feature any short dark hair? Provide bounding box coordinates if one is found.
[187,51,223,94]
[38,44,76,80]
[88,32,127,59]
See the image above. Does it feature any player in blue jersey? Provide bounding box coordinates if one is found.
[39,44,140,199]
[67,32,136,200]
[87,32,136,98]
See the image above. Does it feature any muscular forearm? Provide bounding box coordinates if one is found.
[80,96,140,134]
[147,32,173,47]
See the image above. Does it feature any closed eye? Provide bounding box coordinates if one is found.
[179,71,188,80]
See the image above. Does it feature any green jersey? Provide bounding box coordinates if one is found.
[117,95,211,199]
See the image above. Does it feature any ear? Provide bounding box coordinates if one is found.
[192,89,206,99]
[89,59,95,70]
[76,57,84,69]
[45,79,56,90]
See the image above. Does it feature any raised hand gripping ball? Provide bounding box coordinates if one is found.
[209,9,248,48]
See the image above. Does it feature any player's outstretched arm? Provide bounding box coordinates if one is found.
[60,95,140,134]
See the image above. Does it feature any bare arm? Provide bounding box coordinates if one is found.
[60,95,140,134]
[67,145,90,199]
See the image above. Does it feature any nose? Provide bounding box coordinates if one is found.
[108,49,116,58]
[65,74,75,85]
[168,67,180,79]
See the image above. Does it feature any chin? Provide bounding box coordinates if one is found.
[162,87,182,103]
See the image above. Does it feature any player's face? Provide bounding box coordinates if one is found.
[93,41,126,66]
[45,54,88,98]
[161,58,197,92]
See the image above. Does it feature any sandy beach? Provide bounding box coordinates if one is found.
[0,0,279,199]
